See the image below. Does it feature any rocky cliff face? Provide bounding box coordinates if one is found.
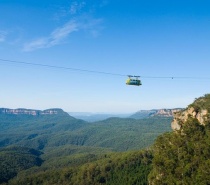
[0,108,65,116]
[171,94,210,130]
[153,109,182,117]
[130,108,182,119]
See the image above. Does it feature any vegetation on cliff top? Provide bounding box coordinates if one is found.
[148,94,210,184]
[189,94,210,112]
[149,118,210,184]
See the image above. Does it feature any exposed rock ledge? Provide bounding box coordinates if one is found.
[0,108,64,116]
[171,107,208,130]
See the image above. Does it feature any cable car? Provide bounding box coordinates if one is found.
[126,75,142,86]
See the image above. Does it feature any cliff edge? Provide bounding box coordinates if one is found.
[171,94,210,130]
[0,108,67,116]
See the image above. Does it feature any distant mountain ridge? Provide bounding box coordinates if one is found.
[130,108,183,119]
[0,108,66,116]
[69,109,183,122]
[0,108,183,120]
[69,112,132,122]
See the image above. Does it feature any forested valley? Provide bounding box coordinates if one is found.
[1,94,210,184]
[0,108,171,184]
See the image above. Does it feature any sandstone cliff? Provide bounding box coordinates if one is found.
[153,109,182,117]
[171,94,210,130]
[0,108,65,116]
[130,108,182,119]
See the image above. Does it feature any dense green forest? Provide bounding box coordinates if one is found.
[0,113,172,151]
[0,110,172,184]
[2,95,210,184]
[7,111,210,184]
[0,147,43,183]
[149,118,210,184]
[149,94,210,184]
[8,150,152,185]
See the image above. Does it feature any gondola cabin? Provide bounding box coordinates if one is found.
[126,75,142,86]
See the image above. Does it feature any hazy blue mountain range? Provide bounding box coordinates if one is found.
[68,112,132,122]
[69,108,183,122]
[0,108,172,152]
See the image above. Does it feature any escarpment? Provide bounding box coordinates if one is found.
[171,94,210,130]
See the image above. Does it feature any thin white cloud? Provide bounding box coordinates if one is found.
[78,16,103,37]
[54,1,86,20]
[50,20,78,44]
[23,21,78,51]
[23,38,48,51]
[0,31,7,42]
[23,1,104,52]
[70,1,86,15]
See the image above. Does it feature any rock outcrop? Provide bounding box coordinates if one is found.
[130,108,182,119]
[153,109,182,117]
[0,108,65,116]
[171,94,210,130]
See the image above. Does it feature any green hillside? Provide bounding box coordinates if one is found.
[149,118,210,184]
[77,117,172,151]
[0,109,172,183]
[0,112,172,152]
[2,94,210,185]
[0,146,43,184]
[149,94,210,184]
[0,112,87,150]
[9,150,152,185]
[6,111,210,185]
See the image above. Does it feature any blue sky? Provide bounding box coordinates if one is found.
[1,0,210,113]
